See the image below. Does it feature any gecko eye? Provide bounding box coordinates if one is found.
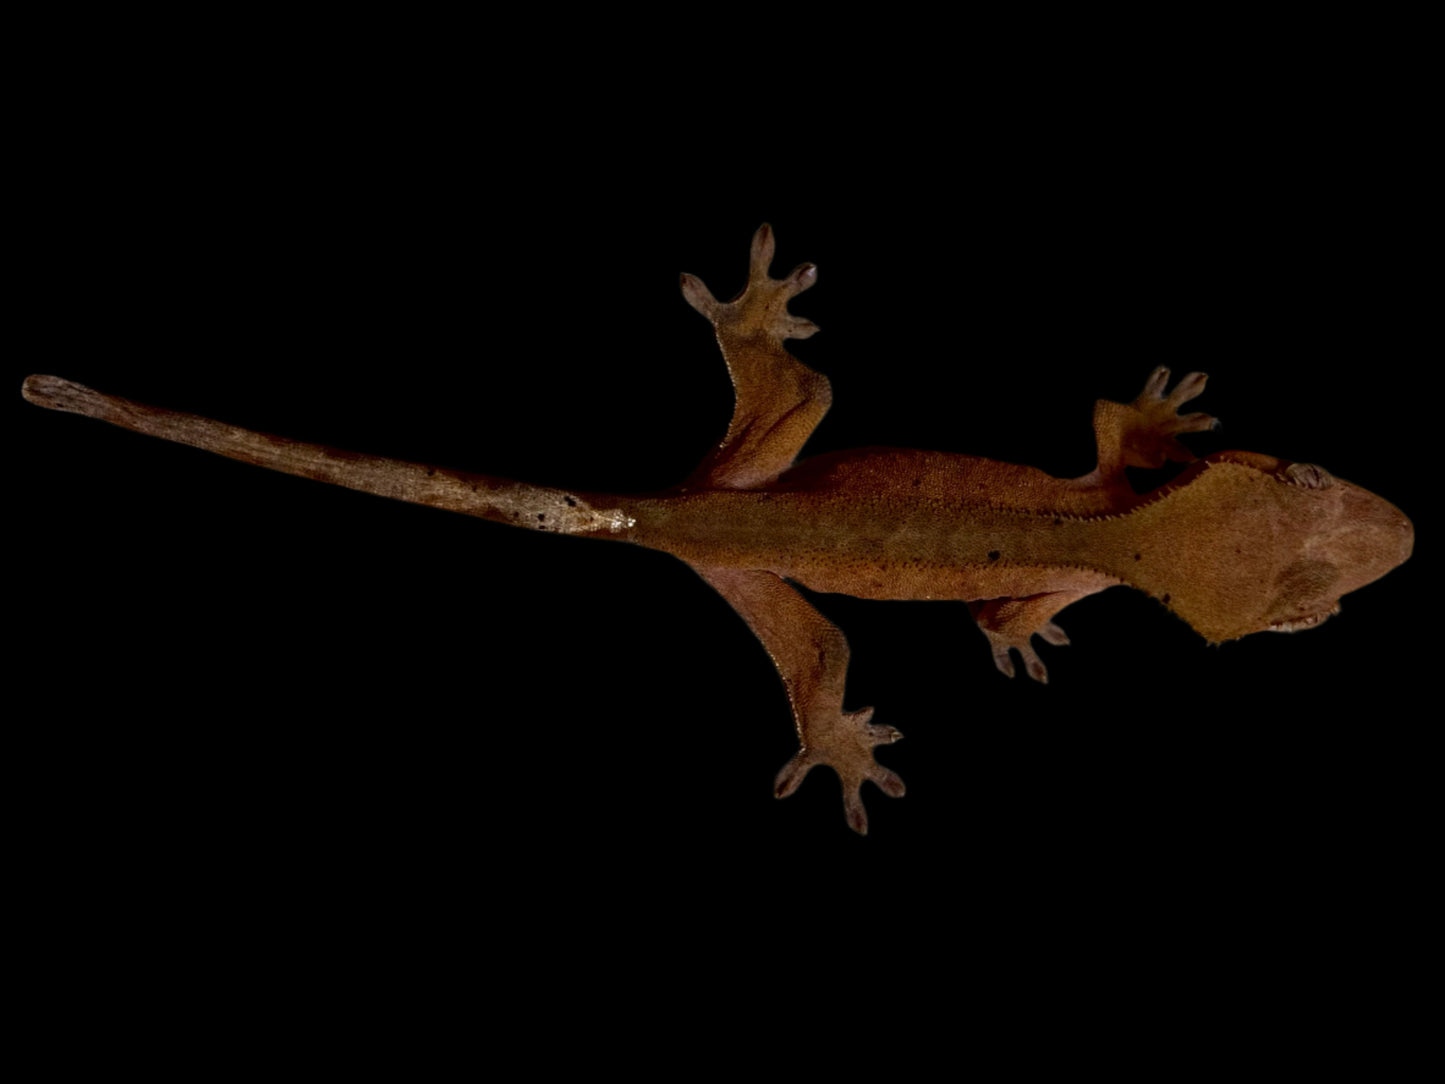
[1283,462,1334,489]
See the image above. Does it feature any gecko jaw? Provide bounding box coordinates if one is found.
[1266,602,1340,633]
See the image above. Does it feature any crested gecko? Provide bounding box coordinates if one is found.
[21,225,1414,833]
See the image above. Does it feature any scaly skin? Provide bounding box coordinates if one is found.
[21,226,1414,833]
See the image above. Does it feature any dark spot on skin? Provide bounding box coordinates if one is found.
[426,467,435,477]
[988,551,1000,562]
[912,477,922,487]
[1162,593,1171,604]
[1134,553,1142,561]
[565,496,577,507]
[1053,518,1062,526]
[537,513,546,521]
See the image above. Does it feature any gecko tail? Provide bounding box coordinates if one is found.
[21,375,639,539]
[23,373,108,415]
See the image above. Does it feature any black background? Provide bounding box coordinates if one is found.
[12,30,1431,994]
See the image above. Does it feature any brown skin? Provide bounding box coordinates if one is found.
[21,225,1413,833]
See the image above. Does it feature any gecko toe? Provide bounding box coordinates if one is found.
[986,639,1054,682]
[870,766,906,799]
[773,751,817,799]
[1038,620,1070,646]
[680,272,721,319]
[861,719,902,746]
[1105,366,1218,470]
[749,222,776,279]
[1174,411,1219,435]
[1165,371,1209,406]
[691,225,821,344]
[1006,641,1049,683]
[784,263,818,295]
[775,706,903,831]
[844,790,870,835]
[1141,367,1171,399]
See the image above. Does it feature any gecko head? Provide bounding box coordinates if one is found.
[1151,451,1413,642]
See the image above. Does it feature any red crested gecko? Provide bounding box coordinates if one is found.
[21,225,1414,833]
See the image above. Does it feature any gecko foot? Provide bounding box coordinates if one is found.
[774,707,904,835]
[680,223,820,342]
[1114,366,1219,470]
[982,622,1068,683]
[970,598,1071,684]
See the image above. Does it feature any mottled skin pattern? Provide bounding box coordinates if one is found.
[22,225,1414,833]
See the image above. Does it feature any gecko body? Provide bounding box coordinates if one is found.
[23,225,1413,832]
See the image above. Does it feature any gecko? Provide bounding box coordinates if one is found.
[22,225,1413,833]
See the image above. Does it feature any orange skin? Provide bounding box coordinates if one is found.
[22,226,1413,833]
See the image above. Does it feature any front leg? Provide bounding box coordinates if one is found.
[1085,367,1219,490]
[696,567,904,834]
[681,225,832,490]
[968,590,1096,683]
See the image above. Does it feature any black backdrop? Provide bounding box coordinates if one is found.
[12,48,1430,991]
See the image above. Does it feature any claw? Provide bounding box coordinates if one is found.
[863,720,903,745]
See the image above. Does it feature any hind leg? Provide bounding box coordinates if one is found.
[697,566,904,834]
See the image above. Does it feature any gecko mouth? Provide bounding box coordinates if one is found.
[1267,602,1341,633]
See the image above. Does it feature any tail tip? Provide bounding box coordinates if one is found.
[21,374,51,403]
[22,374,83,411]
